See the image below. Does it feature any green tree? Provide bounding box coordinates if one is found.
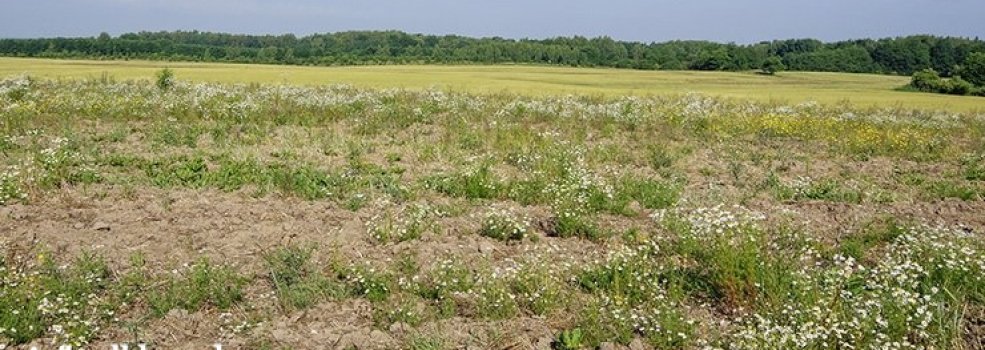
[963,52,985,87]
[691,49,730,71]
[761,56,785,75]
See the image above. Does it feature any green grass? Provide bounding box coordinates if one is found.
[0,253,111,347]
[263,245,345,311]
[147,260,246,317]
[2,57,983,112]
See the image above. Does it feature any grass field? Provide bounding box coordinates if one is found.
[1,57,982,112]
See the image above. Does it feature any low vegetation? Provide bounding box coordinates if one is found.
[1,72,983,349]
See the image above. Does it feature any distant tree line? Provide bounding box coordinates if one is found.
[1,31,983,76]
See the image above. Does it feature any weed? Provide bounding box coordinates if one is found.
[147,260,246,317]
[925,180,980,200]
[344,265,394,303]
[408,335,446,350]
[263,245,343,311]
[0,169,27,205]
[646,144,675,169]
[0,252,111,347]
[617,177,681,210]
[367,204,438,243]
[554,328,584,350]
[478,208,530,241]
[425,164,501,200]
[551,213,603,240]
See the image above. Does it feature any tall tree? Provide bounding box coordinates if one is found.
[962,52,985,87]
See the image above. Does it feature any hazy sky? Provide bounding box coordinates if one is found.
[2,0,982,43]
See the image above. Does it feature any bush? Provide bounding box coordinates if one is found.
[910,69,942,92]
[155,68,175,91]
[909,68,979,96]
[946,76,975,95]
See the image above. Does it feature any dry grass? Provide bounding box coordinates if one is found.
[1,57,983,112]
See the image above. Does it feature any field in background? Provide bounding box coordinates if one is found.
[1,57,982,112]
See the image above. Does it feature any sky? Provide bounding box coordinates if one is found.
[1,0,983,43]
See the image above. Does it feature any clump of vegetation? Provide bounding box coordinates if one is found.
[425,164,501,200]
[575,241,694,347]
[264,245,344,311]
[147,260,246,317]
[343,264,395,303]
[407,335,446,350]
[0,253,112,347]
[617,177,681,209]
[0,169,27,205]
[366,203,440,243]
[767,174,864,203]
[155,68,175,91]
[731,224,984,349]
[909,53,985,96]
[554,328,584,350]
[909,68,978,96]
[478,208,530,241]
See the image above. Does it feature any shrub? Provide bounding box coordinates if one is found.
[946,76,975,95]
[155,68,175,91]
[910,68,943,92]
[910,68,978,96]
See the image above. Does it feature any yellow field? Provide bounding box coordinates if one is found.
[1,57,982,112]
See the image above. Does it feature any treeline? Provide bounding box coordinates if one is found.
[1,30,984,76]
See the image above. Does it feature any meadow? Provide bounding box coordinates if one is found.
[0,69,984,349]
[2,57,984,113]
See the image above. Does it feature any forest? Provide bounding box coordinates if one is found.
[1,31,984,76]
